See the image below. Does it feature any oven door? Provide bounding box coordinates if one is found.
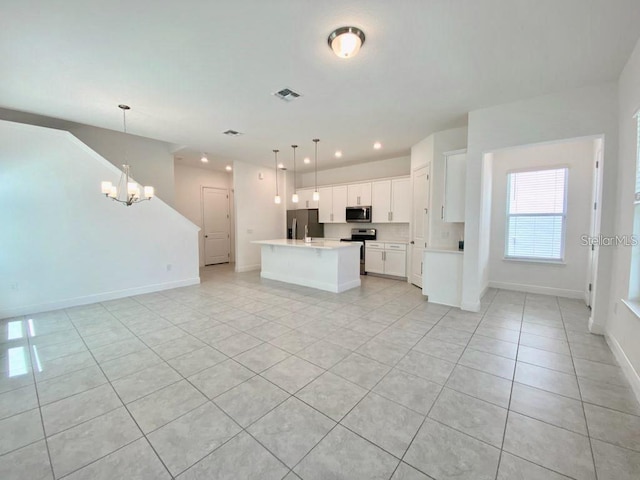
[346,206,371,223]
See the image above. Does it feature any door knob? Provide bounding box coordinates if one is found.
[205,235,208,238]
[410,241,415,244]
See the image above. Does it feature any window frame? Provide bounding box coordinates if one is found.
[504,166,569,263]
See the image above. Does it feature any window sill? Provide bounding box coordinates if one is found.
[502,257,566,266]
[622,299,640,320]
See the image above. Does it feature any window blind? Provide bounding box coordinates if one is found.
[506,168,567,260]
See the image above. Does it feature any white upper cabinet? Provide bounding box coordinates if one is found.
[371,177,410,223]
[332,185,348,223]
[318,186,333,223]
[372,180,392,222]
[347,182,372,206]
[443,152,466,222]
[318,185,347,223]
[296,188,318,209]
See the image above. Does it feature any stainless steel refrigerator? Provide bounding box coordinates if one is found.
[287,209,324,239]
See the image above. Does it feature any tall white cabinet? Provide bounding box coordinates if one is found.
[347,182,372,206]
[442,151,466,223]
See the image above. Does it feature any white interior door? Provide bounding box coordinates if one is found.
[203,187,230,265]
[411,165,430,287]
[587,141,603,309]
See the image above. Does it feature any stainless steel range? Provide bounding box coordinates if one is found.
[340,228,376,275]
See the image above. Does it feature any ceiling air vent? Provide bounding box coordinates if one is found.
[223,130,243,136]
[273,88,302,102]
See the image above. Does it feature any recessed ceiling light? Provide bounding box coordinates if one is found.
[328,26,366,59]
[303,157,311,164]
[373,142,382,150]
[201,154,208,163]
[225,165,232,171]
[335,151,342,158]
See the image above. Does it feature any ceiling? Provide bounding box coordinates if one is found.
[2,1,639,173]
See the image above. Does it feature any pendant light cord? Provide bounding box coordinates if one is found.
[292,145,298,193]
[313,139,319,193]
[273,149,279,195]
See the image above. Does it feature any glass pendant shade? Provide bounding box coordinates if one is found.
[274,195,281,204]
[313,190,320,201]
[292,193,299,203]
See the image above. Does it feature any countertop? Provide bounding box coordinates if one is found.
[424,246,464,254]
[368,239,409,244]
[252,239,362,250]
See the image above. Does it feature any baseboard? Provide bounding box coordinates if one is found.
[0,277,201,319]
[605,333,640,404]
[461,300,481,312]
[488,281,583,299]
[588,317,605,335]
[235,264,261,273]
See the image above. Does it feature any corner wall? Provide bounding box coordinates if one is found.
[233,161,286,272]
[488,139,595,297]
[0,120,200,319]
[174,163,235,267]
[608,37,640,398]
[462,83,619,319]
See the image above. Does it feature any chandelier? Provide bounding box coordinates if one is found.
[100,105,154,206]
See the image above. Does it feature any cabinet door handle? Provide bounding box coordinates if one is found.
[383,251,386,261]
[421,262,423,274]
[390,211,393,221]
[441,206,444,219]
[306,200,309,208]
[330,213,333,222]
[388,212,391,221]
[357,196,360,205]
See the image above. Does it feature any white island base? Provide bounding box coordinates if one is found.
[253,239,362,293]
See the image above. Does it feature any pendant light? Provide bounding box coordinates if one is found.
[100,105,154,206]
[273,149,281,204]
[291,144,299,203]
[312,139,320,201]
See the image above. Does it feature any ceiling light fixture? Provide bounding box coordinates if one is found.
[373,142,382,150]
[201,154,209,163]
[312,139,320,201]
[225,165,232,171]
[328,26,365,59]
[303,157,311,164]
[101,105,154,206]
[277,162,284,169]
[291,145,299,203]
[273,149,281,204]
[335,150,342,158]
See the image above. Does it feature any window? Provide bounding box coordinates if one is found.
[505,167,568,261]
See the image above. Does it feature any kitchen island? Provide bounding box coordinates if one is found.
[252,239,362,293]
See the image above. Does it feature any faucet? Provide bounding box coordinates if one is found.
[304,224,311,242]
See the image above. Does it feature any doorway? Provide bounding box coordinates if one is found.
[411,165,430,287]
[202,187,231,265]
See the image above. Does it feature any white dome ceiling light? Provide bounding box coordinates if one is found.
[328,26,365,59]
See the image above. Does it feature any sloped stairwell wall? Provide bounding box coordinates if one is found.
[0,120,200,318]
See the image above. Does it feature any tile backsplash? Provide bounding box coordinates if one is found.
[323,223,410,241]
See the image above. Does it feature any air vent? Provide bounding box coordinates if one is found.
[223,130,243,136]
[273,88,302,102]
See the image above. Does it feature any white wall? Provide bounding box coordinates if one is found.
[0,120,199,319]
[0,108,176,206]
[462,83,619,323]
[488,139,595,297]
[71,125,176,206]
[174,164,235,267]
[607,37,640,398]
[299,156,410,188]
[233,161,286,272]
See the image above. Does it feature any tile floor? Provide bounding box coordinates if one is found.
[1,264,640,479]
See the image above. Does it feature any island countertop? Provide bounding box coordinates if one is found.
[252,239,362,250]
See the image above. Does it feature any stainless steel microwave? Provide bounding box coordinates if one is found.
[346,206,372,223]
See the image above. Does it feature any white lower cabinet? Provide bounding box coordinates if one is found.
[422,249,463,307]
[365,242,407,277]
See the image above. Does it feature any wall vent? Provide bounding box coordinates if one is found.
[223,130,243,136]
[273,88,302,102]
